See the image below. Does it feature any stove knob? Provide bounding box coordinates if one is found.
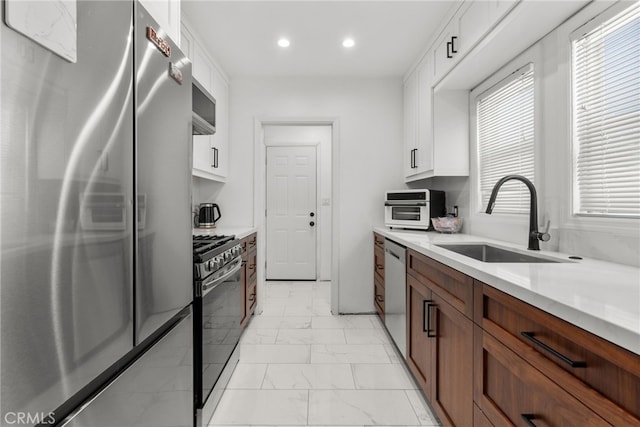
[207,260,215,271]
[224,252,230,262]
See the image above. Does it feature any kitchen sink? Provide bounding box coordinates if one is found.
[435,244,565,263]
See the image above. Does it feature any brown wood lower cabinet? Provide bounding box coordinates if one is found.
[373,232,385,320]
[398,244,639,427]
[475,281,640,426]
[241,232,257,327]
[407,274,433,393]
[475,325,610,426]
[406,250,473,427]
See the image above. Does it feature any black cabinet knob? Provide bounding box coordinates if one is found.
[310,221,315,227]
[310,212,315,217]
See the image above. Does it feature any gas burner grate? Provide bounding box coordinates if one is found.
[192,235,236,259]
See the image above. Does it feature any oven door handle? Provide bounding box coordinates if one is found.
[384,201,427,207]
[201,256,243,297]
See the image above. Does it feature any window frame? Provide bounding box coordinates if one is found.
[561,1,640,233]
[569,1,640,220]
[476,62,536,215]
[469,45,544,235]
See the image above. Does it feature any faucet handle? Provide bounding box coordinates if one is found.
[537,220,551,242]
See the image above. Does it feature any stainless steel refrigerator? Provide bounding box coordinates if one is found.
[1,2,193,426]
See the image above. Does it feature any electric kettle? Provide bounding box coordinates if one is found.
[196,203,221,228]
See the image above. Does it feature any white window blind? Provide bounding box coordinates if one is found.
[572,3,640,217]
[477,64,535,214]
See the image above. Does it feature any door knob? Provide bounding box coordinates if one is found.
[310,221,315,227]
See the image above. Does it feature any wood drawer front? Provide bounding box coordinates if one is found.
[407,249,473,318]
[374,276,385,318]
[474,404,494,427]
[247,250,257,281]
[247,233,257,250]
[246,278,257,315]
[475,326,611,427]
[478,283,640,425]
[240,238,248,258]
[374,245,385,282]
[374,232,385,249]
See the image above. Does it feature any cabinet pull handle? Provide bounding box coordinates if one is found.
[211,147,219,168]
[451,36,458,54]
[426,303,437,338]
[422,300,436,337]
[446,41,453,59]
[410,149,414,168]
[422,300,430,332]
[520,414,537,427]
[521,332,586,368]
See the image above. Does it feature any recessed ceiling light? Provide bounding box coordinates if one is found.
[342,38,355,48]
[278,38,290,48]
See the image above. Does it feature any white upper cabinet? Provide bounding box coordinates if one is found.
[181,19,230,182]
[139,0,181,44]
[403,70,418,179]
[432,0,519,84]
[404,55,467,183]
[404,57,436,181]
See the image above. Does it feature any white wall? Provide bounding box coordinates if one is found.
[216,76,404,313]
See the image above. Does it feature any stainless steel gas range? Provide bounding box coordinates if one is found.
[192,235,243,426]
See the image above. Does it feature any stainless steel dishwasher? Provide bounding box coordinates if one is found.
[384,239,407,357]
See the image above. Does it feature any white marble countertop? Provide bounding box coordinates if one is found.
[193,226,256,240]
[374,227,640,355]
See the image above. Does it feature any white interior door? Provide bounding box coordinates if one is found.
[266,146,317,280]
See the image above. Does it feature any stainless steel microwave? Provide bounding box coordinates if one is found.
[192,79,216,135]
[384,189,446,230]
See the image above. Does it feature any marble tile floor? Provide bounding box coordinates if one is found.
[209,281,440,427]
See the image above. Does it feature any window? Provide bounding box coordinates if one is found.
[477,64,535,214]
[572,3,640,217]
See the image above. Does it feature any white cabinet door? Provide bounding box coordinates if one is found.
[416,57,434,175]
[457,1,491,54]
[138,0,180,44]
[192,135,214,176]
[183,19,230,182]
[180,24,193,60]
[192,40,213,92]
[211,69,229,178]
[403,71,418,178]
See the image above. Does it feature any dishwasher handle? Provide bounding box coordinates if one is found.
[385,247,402,261]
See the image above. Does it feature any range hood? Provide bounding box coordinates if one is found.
[192,78,216,135]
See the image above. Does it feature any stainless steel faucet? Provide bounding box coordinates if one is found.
[485,175,550,250]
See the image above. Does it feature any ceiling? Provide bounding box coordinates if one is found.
[181,1,455,78]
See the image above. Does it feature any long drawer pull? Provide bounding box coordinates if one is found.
[521,414,537,427]
[521,332,586,368]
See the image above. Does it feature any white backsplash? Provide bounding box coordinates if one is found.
[559,228,640,267]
